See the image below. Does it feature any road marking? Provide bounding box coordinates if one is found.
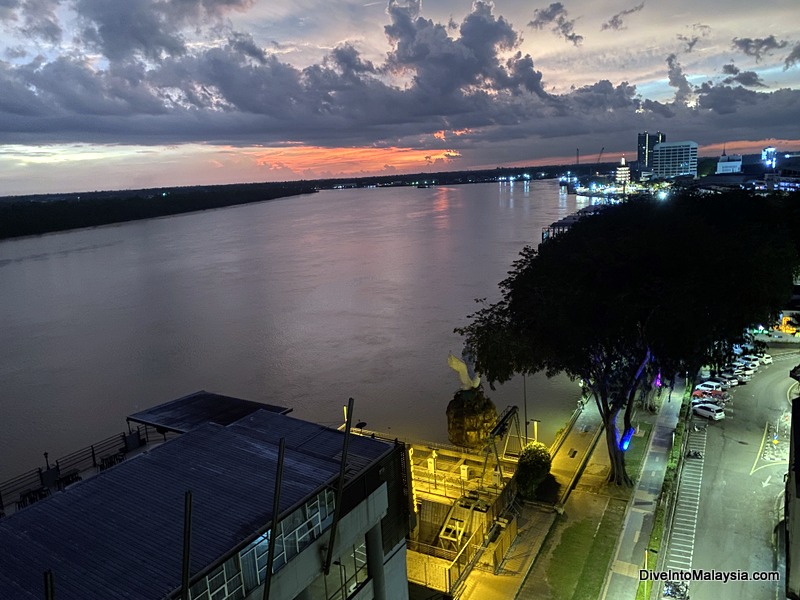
[749,422,769,476]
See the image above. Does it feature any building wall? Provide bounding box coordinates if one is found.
[242,483,403,600]
[637,131,665,171]
[652,141,698,179]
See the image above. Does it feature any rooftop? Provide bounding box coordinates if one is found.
[0,396,394,600]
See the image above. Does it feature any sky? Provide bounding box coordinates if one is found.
[1,0,799,195]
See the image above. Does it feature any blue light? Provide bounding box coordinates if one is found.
[619,427,635,451]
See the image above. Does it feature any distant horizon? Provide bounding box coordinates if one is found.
[3,141,796,199]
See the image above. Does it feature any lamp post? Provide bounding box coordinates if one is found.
[523,374,528,445]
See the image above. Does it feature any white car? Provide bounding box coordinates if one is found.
[693,403,725,420]
[758,353,773,364]
[732,369,752,382]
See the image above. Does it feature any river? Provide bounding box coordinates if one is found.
[0,179,590,480]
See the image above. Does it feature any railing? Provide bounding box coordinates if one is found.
[0,424,179,516]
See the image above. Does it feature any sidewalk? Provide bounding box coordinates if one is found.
[458,403,603,600]
[600,384,684,599]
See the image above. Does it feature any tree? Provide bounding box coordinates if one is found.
[515,442,552,500]
[456,189,799,485]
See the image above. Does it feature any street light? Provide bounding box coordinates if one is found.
[523,374,528,445]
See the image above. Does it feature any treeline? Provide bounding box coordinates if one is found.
[0,182,318,240]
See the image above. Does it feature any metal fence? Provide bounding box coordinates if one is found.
[0,424,179,516]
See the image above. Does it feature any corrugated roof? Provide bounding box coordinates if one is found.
[126,390,290,433]
[0,409,393,600]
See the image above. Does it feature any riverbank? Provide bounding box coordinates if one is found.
[0,182,318,240]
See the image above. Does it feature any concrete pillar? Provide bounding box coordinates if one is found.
[365,524,386,600]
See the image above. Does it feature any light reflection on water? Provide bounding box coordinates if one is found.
[0,181,583,479]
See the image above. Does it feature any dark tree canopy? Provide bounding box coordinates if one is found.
[456,189,799,484]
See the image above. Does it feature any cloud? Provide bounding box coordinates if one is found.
[600,2,643,31]
[1,0,800,183]
[785,43,800,69]
[666,53,692,104]
[529,3,583,47]
[384,0,547,99]
[676,23,710,53]
[732,35,788,62]
[720,63,765,87]
[75,0,254,62]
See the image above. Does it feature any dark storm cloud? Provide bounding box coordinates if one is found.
[696,81,759,114]
[384,0,547,99]
[721,63,739,76]
[732,35,788,62]
[666,53,692,104]
[75,0,253,62]
[529,3,583,47]
[227,32,267,65]
[785,43,800,69]
[569,80,639,111]
[2,0,800,159]
[720,64,765,87]
[600,2,644,32]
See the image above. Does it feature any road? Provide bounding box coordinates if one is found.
[682,351,798,600]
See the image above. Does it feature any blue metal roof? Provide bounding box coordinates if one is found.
[0,409,393,600]
[126,390,290,433]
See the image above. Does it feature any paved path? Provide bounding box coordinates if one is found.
[600,383,683,600]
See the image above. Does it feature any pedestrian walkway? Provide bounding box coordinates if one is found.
[459,403,602,600]
[600,384,683,600]
[549,402,603,505]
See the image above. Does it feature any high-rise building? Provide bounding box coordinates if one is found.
[637,131,666,172]
[652,141,698,179]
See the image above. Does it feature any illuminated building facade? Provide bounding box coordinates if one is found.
[615,157,631,187]
[637,131,666,177]
[716,150,743,174]
[652,141,698,179]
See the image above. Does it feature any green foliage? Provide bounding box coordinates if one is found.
[516,442,552,500]
[457,189,799,391]
[456,188,800,484]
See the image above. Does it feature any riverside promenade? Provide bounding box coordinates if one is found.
[457,381,686,600]
[458,402,603,600]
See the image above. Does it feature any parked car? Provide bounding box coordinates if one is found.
[732,369,752,382]
[714,374,738,387]
[693,403,726,420]
[735,364,756,376]
[707,377,731,390]
[691,397,723,408]
[720,371,741,384]
[743,354,763,365]
[735,358,759,370]
[757,353,773,364]
[692,389,728,400]
[695,381,723,393]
